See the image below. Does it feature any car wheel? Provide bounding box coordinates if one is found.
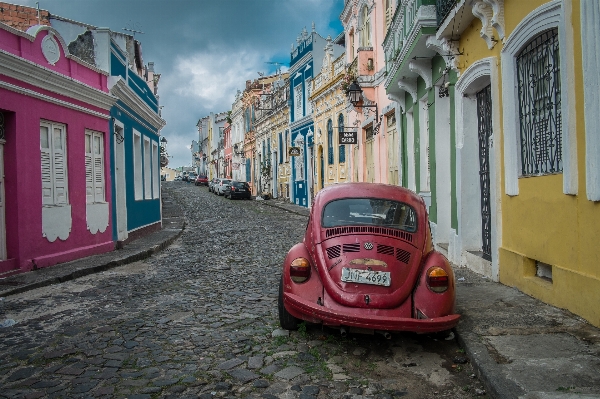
[278,277,299,330]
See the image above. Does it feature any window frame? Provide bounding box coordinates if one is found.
[501,1,576,196]
[84,129,105,204]
[40,120,69,206]
[133,130,143,200]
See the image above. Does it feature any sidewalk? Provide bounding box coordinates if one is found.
[1,195,599,399]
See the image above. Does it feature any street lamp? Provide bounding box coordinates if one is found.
[346,81,383,135]
[347,81,378,121]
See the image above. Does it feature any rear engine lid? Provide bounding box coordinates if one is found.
[318,237,421,309]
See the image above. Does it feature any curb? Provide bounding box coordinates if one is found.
[455,327,525,399]
[0,219,186,298]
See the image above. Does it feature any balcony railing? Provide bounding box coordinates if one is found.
[436,0,458,27]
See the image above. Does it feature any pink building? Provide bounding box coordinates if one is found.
[0,23,117,274]
[341,0,396,185]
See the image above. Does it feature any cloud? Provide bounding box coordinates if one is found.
[168,48,264,111]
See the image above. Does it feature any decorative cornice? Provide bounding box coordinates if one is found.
[409,58,432,89]
[0,50,116,111]
[472,1,496,49]
[109,77,166,131]
[472,0,505,49]
[484,0,505,40]
[425,35,459,71]
[0,80,112,119]
[398,78,417,104]
[387,93,405,113]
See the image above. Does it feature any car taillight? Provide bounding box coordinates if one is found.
[426,267,449,293]
[290,258,311,283]
[231,187,236,191]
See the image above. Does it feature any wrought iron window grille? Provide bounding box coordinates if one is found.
[516,28,562,177]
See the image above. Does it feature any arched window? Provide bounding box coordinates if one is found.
[338,113,346,163]
[516,28,562,176]
[360,6,371,48]
[327,119,334,165]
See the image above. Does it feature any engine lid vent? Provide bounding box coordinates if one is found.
[342,243,361,253]
[377,244,395,256]
[396,248,411,264]
[326,245,341,259]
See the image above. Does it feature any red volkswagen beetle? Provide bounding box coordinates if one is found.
[278,183,459,335]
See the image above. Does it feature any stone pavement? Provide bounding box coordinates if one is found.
[0,190,599,399]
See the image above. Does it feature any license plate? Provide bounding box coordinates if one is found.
[341,267,391,286]
[239,189,245,191]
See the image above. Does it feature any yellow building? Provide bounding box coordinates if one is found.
[440,0,599,326]
[311,42,350,194]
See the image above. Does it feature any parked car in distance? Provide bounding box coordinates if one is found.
[224,181,251,200]
[175,175,182,181]
[215,179,232,196]
[195,175,209,186]
[278,182,460,336]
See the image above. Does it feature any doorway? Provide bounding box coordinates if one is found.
[476,85,493,261]
[114,122,128,242]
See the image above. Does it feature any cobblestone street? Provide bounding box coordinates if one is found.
[0,182,483,399]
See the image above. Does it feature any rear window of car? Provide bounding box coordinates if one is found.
[232,182,247,188]
[199,175,207,179]
[222,180,231,184]
[321,198,417,232]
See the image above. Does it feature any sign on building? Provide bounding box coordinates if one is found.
[339,131,358,144]
[289,147,301,156]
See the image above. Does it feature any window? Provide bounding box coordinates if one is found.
[322,198,417,232]
[366,126,374,141]
[360,6,371,47]
[279,132,283,164]
[152,141,159,198]
[144,138,151,199]
[294,84,303,120]
[338,114,346,163]
[40,121,68,206]
[85,130,104,203]
[385,0,393,32]
[305,78,312,115]
[327,119,334,165]
[516,28,562,176]
[133,131,143,200]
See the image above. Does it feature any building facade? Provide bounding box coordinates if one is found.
[310,41,350,193]
[289,25,345,207]
[0,23,117,273]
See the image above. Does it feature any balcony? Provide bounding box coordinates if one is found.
[436,0,457,27]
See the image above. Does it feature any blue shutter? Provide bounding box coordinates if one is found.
[327,119,334,165]
[338,114,345,163]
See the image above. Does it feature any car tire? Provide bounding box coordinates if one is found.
[278,277,299,330]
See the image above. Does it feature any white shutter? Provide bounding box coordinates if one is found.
[52,126,67,205]
[152,142,159,198]
[93,133,104,202]
[40,124,53,205]
[85,133,94,203]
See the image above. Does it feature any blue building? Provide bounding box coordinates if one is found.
[289,25,344,207]
[50,17,166,245]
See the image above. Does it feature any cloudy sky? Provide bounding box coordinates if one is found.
[23,0,345,168]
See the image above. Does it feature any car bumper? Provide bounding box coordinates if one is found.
[284,292,460,333]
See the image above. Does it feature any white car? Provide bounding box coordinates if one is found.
[215,179,232,196]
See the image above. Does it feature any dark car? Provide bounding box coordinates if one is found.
[195,175,209,186]
[224,181,251,200]
[278,182,459,336]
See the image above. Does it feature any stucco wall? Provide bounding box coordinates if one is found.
[459,0,600,327]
